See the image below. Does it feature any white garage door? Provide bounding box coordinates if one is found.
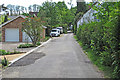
[22,32,32,42]
[5,28,19,42]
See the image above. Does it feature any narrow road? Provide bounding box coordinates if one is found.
[2,33,103,78]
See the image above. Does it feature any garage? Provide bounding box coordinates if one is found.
[5,28,19,42]
[1,15,46,42]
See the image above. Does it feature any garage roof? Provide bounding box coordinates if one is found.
[0,15,26,28]
[0,15,47,29]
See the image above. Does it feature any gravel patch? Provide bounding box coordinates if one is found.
[10,52,45,67]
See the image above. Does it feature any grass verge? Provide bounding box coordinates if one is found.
[74,35,113,78]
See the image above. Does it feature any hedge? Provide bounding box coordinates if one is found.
[76,16,120,78]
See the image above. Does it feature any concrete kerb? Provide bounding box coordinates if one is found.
[8,38,52,67]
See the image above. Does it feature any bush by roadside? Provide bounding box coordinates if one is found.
[17,43,36,48]
[0,49,23,67]
[74,36,113,78]
[1,57,9,67]
[0,49,22,55]
[42,36,50,42]
[0,49,10,55]
[75,15,119,78]
[18,37,50,48]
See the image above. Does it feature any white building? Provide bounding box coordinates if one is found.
[77,2,100,28]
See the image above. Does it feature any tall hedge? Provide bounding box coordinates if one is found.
[76,16,119,78]
[76,2,120,78]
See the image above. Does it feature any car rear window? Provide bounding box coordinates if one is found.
[52,30,57,32]
[57,28,61,30]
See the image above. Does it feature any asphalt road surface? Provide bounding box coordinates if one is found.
[2,33,103,78]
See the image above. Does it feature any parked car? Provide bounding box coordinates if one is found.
[56,27,63,34]
[50,29,60,37]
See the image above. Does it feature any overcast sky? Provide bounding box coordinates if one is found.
[0,0,92,9]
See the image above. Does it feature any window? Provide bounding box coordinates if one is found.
[52,30,57,32]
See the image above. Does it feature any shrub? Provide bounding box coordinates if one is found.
[63,24,68,34]
[0,49,6,55]
[42,36,50,42]
[0,49,10,55]
[1,57,9,67]
[18,44,35,48]
[10,50,21,54]
[100,52,112,66]
[36,42,41,46]
[76,17,119,78]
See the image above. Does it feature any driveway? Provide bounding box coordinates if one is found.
[0,42,35,52]
[2,33,103,78]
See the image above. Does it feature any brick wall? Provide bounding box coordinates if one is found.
[2,17,23,42]
[2,16,46,42]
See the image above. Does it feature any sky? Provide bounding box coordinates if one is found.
[0,0,92,9]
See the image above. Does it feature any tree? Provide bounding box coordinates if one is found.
[39,1,58,26]
[22,17,47,46]
[15,5,21,15]
[28,5,32,12]
[76,0,86,14]
[33,4,38,12]
[25,7,27,13]
[78,2,120,78]
[21,6,25,13]
[7,4,13,16]
[37,1,76,31]
[74,12,83,34]
[12,5,16,15]
[0,15,5,24]
[55,1,67,10]
[4,15,8,22]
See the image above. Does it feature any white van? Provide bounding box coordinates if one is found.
[50,29,60,37]
[56,27,63,34]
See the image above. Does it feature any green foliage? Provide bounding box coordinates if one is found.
[18,44,36,48]
[0,49,7,55]
[22,13,31,17]
[76,1,86,14]
[0,49,10,55]
[22,17,45,46]
[73,12,83,34]
[38,1,76,28]
[0,15,5,24]
[74,36,114,78]
[41,36,50,42]
[0,49,22,55]
[1,57,9,67]
[10,50,21,54]
[76,19,119,78]
[62,24,68,34]
[36,42,41,46]
[76,2,120,78]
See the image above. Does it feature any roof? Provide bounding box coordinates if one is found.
[0,15,47,29]
[77,2,98,22]
[0,15,26,28]
[29,12,39,17]
[8,16,17,19]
